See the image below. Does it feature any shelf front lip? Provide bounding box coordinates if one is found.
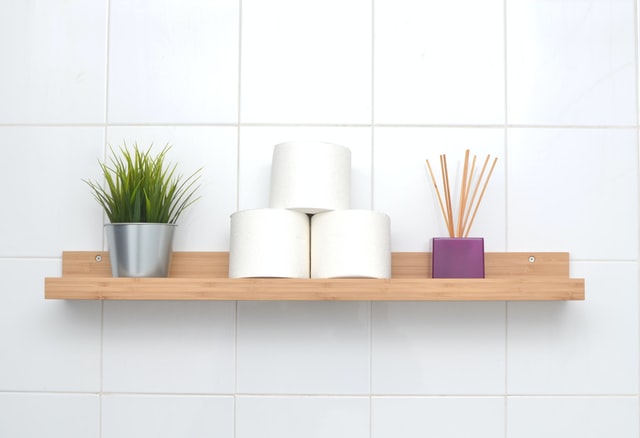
[44,277,585,301]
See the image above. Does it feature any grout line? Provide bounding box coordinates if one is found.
[234,301,239,438]
[503,301,509,437]
[236,0,243,214]
[103,0,111,134]
[236,129,241,212]
[0,256,63,261]
[1,122,638,129]
[99,301,105,437]
[233,301,239,438]
[0,390,103,396]
[503,0,510,251]
[99,2,112,437]
[371,131,375,211]
[503,0,510,433]
[234,3,243,438]
[370,0,375,417]
[372,123,639,129]
[369,302,374,438]
[633,0,640,428]
[2,390,638,398]
[504,394,640,399]
[370,0,376,213]
[369,31,376,386]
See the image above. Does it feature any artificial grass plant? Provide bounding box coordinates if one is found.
[84,142,201,224]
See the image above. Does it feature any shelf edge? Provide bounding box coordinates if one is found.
[44,277,585,301]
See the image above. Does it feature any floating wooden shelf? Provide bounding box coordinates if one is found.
[44,251,584,301]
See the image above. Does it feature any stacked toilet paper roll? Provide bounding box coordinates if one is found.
[228,141,391,279]
[228,209,309,278]
[269,141,351,214]
[311,210,391,278]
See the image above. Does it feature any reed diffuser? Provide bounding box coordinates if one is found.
[425,149,497,237]
[425,149,498,278]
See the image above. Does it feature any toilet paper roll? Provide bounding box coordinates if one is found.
[269,141,351,214]
[311,210,391,279]
[229,208,310,278]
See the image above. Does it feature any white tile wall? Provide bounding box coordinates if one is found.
[102,301,235,394]
[0,393,100,437]
[236,396,369,438]
[372,397,504,438]
[375,0,505,125]
[237,301,370,394]
[507,262,639,395]
[507,0,637,126]
[102,395,234,438]
[1,0,639,436]
[507,128,638,259]
[0,127,105,257]
[240,0,372,124]
[507,397,639,438]
[0,260,101,392]
[372,302,505,395]
[0,0,107,124]
[108,0,239,124]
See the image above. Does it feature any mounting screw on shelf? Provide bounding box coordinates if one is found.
[528,256,536,263]
[95,255,102,262]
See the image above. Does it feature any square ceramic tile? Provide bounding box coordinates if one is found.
[507,262,638,395]
[237,302,370,394]
[236,396,369,438]
[238,126,372,210]
[106,126,238,250]
[102,395,234,438]
[507,0,636,125]
[373,127,506,251]
[102,301,236,394]
[374,0,504,125]
[372,302,506,395]
[0,393,100,438]
[506,128,638,260]
[0,127,105,257]
[0,1,107,123]
[373,397,504,438]
[0,260,101,392]
[507,397,639,438]
[241,0,371,124]
[108,0,239,123]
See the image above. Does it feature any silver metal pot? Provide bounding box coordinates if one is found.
[105,223,176,277]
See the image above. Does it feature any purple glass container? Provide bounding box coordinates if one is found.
[432,237,485,278]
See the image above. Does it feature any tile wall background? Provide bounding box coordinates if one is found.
[0,0,638,437]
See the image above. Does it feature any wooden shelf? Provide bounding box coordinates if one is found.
[44,251,585,301]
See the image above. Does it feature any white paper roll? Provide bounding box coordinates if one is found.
[269,141,351,214]
[311,210,391,279]
[229,208,310,278]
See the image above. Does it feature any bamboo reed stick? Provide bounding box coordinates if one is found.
[463,156,498,238]
[441,155,455,237]
[463,153,477,219]
[456,149,470,237]
[425,159,449,232]
[460,154,490,236]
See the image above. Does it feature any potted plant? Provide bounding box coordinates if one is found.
[84,142,201,277]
